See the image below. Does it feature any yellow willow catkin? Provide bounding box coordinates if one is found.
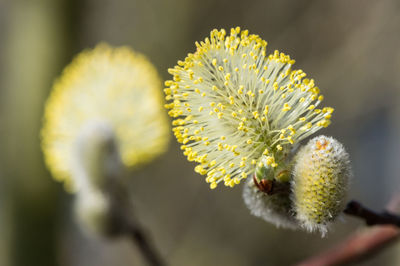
[292,135,351,236]
[164,27,333,189]
[41,43,169,191]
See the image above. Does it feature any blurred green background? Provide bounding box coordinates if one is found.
[1,0,400,265]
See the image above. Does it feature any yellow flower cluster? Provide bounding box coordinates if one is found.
[164,27,333,189]
[41,44,169,190]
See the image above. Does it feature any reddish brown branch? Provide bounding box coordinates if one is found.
[297,197,400,266]
[297,226,400,266]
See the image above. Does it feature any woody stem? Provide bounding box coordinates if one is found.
[344,200,400,227]
[297,195,400,266]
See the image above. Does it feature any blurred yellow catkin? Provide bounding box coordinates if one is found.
[41,43,169,191]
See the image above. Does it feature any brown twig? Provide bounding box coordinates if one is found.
[344,201,400,227]
[108,184,166,266]
[297,196,400,266]
[297,225,400,266]
[127,224,166,266]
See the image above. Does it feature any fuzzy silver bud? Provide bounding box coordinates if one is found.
[243,178,298,229]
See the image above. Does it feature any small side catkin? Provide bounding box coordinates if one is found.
[243,178,298,229]
[292,135,351,236]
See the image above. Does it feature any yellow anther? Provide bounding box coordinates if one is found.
[217,143,223,151]
[282,103,291,111]
[304,122,312,129]
[323,107,334,114]
[265,156,274,165]
[264,105,269,115]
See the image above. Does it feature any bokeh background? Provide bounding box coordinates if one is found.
[1,0,400,265]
